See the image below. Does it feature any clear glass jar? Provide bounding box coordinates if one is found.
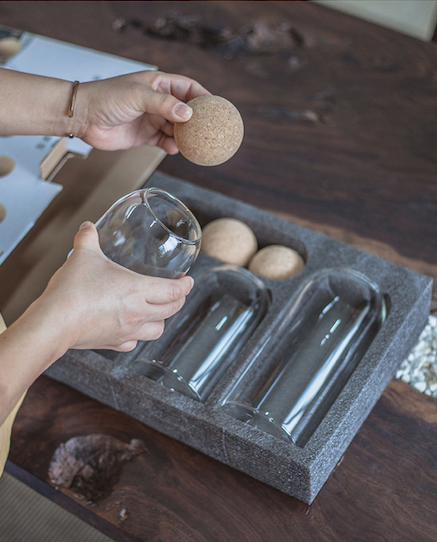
[217,268,388,447]
[131,265,271,401]
[96,187,202,278]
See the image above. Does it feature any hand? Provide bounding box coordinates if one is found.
[33,221,194,353]
[75,71,211,152]
[0,221,194,424]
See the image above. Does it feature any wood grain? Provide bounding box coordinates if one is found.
[9,375,437,542]
[0,1,434,269]
[0,2,436,541]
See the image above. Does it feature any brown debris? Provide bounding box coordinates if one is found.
[49,434,146,503]
[112,13,305,56]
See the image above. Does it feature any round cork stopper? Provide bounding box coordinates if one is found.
[201,218,257,267]
[248,245,305,280]
[174,95,244,166]
[0,37,22,60]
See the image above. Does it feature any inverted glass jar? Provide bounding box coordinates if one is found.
[217,268,388,447]
[96,187,202,278]
[131,265,271,402]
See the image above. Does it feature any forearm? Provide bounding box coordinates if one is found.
[0,68,78,137]
[0,222,194,425]
[0,300,68,426]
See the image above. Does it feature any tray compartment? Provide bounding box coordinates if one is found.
[217,268,388,447]
[130,265,271,402]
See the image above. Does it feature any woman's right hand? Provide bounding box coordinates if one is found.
[33,221,194,353]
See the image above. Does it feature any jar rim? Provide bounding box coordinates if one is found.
[143,186,202,245]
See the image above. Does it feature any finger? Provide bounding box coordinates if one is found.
[150,72,211,102]
[144,276,194,305]
[138,88,194,123]
[107,316,165,350]
[111,340,138,352]
[135,71,211,123]
[146,296,187,322]
[155,122,179,154]
[161,120,174,137]
[73,222,101,253]
[156,133,179,155]
[135,114,176,153]
[138,320,166,341]
[137,118,178,154]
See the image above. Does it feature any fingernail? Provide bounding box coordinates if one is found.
[79,221,92,230]
[174,103,192,120]
[187,276,194,290]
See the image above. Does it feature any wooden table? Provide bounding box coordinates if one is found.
[1,2,436,541]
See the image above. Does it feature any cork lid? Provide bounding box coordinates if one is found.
[174,95,244,166]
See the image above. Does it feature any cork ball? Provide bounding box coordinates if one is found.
[248,245,305,280]
[0,37,22,60]
[201,218,257,267]
[174,95,244,166]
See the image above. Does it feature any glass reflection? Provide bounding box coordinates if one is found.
[133,265,271,402]
[218,268,388,447]
[96,187,201,279]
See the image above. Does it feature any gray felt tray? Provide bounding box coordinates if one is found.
[46,172,432,503]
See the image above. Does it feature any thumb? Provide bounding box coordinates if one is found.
[141,89,193,123]
[73,221,101,253]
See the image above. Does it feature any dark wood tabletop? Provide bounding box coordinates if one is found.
[1,2,436,541]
